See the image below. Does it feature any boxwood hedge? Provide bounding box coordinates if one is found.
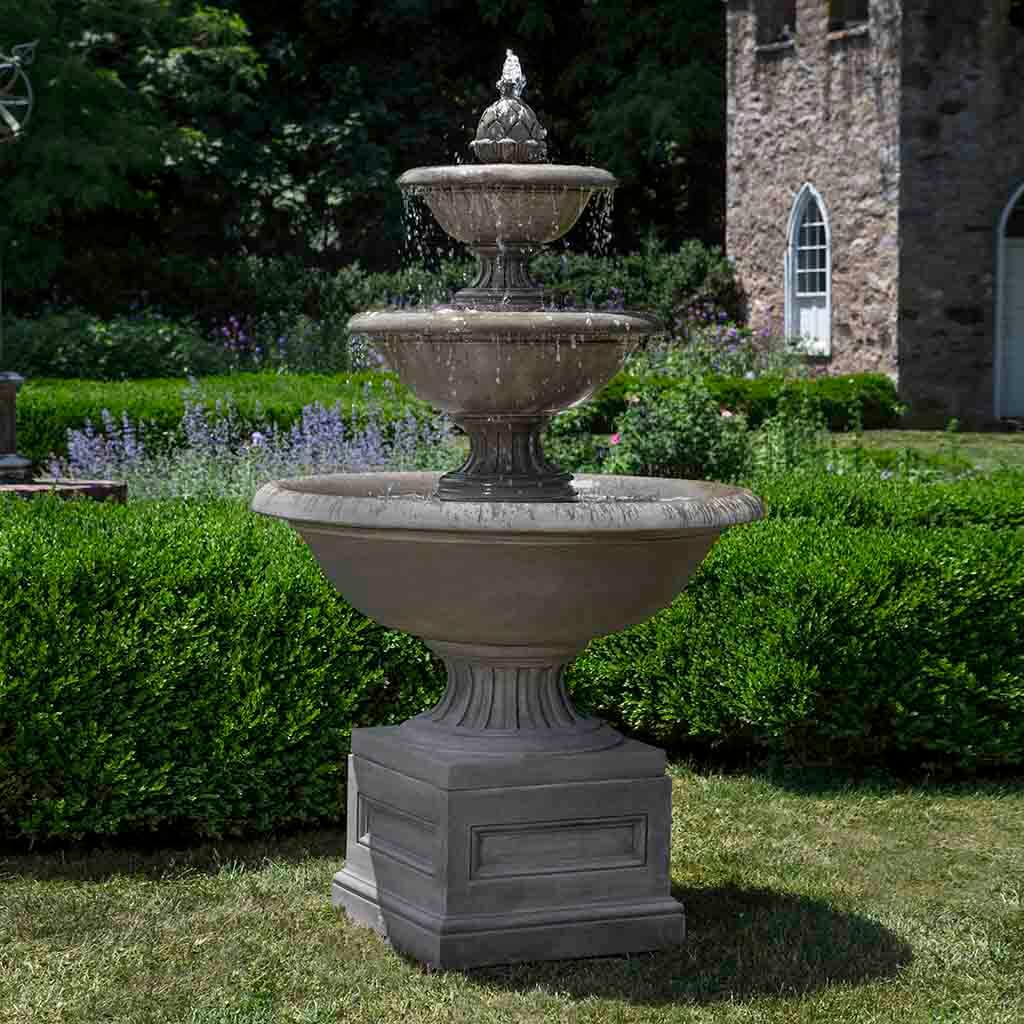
[3,483,1022,843]
[755,467,1024,529]
[568,517,1024,770]
[0,497,444,843]
[16,367,899,473]
[584,371,902,434]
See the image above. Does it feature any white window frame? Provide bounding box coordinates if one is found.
[785,183,832,356]
[994,179,1024,418]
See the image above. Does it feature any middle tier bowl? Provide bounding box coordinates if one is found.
[348,307,658,415]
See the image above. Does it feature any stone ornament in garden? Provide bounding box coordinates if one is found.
[253,50,763,969]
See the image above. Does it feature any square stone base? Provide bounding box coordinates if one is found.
[332,726,685,969]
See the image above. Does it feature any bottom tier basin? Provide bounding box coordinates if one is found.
[251,472,763,651]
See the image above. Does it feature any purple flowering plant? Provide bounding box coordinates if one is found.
[50,380,460,501]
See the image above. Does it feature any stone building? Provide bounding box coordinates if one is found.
[725,0,1024,425]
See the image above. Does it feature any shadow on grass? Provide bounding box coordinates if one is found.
[664,750,1024,799]
[0,826,349,883]
[747,763,1024,799]
[468,883,913,1006]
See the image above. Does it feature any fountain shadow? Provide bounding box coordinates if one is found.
[464,883,912,1006]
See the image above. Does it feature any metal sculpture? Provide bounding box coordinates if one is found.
[0,41,36,143]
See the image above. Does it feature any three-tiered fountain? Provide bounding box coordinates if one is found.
[253,52,762,969]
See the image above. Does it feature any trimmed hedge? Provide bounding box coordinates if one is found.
[582,371,902,435]
[709,373,904,431]
[0,498,444,842]
[755,468,1024,530]
[15,371,430,467]
[3,487,1023,842]
[568,518,1024,769]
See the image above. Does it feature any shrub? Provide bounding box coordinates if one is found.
[15,371,430,468]
[603,375,751,482]
[2,258,475,381]
[2,309,223,381]
[706,373,903,431]
[4,500,1022,845]
[578,369,902,438]
[542,405,612,474]
[568,518,1024,770]
[746,389,831,478]
[530,238,745,327]
[0,497,446,843]
[755,467,1024,530]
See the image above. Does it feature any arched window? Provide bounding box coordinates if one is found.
[785,185,831,355]
[996,183,1024,417]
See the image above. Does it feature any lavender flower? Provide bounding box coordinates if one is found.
[52,381,461,499]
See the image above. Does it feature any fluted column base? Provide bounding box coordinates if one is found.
[453,244,545,310]
[438,414,575,502]
[400,640,622,753]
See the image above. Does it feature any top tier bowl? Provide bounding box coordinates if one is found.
[399,164,616,247]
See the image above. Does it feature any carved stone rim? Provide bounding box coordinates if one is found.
[347,308,660,339]
[398,164,617,191]
[252,472,765,534]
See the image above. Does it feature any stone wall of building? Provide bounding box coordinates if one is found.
[898,2,1024,425]
[726,0,901,376]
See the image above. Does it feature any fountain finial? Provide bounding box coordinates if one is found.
[470,48,547,164]
[498,48,526,98]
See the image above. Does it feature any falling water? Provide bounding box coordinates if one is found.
[587,189,615,259]
[402,191,433,272]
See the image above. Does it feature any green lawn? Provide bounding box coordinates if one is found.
[3,766,1022,1023]
[830,429,1024,472]
[563,428,1024,476]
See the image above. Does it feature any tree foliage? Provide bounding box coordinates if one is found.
[0,1,170,292]
[0,0,728,313]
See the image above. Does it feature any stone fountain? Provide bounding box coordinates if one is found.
[252,51,762,969]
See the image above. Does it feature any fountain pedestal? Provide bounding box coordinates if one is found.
[334,641,683,967]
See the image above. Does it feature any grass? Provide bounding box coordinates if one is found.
[830,429,1024,472]
[570,428,1024,475]
[2,767,1022,1023]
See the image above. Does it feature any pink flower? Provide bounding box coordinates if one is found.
[609,433,621,445]
[719,407,734,418]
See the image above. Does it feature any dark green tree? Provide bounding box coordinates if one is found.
[2,0,730,312]
[558,0,727,250]
[0,0,171,296]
